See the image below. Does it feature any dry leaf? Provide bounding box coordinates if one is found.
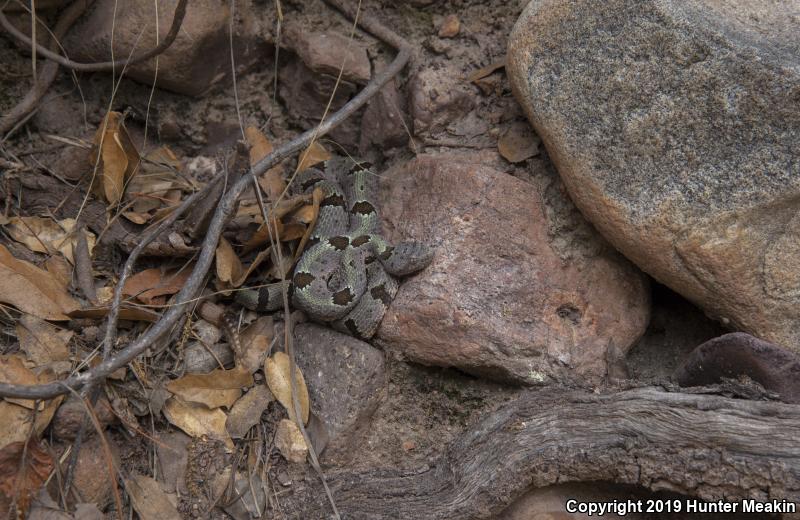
[0,395,62,452]
[293,187,323,263]
[16,315,71,367]
[122,267,192,305]
[0,355,40,409]
[274,418,307,463]
[265,352,309,424]
[89,111,141,206]
[0,245,79,320]
[497,121,541,163]
[3,217,95,265]
[162,397,233,448]
[121,211,151,225]
[297,141,331,171]
[166,367,253,409]
[126,473,181,520]
[245,126,286,202]
[68,305,160,322]
[123,147,185,223]
[466,58,506,83]
[0,438,54,519]
[237,316,274,373]
[225,385,274,439]
[44,256,71,289]
[215,237,243,286]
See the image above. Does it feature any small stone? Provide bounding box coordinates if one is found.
[284,24,371,84]
[401,440,416,452]
[674,333,800,404]
[51,395,116,441]
[438,14,460,38]
[275,419,308,464]
[276,470,292,487]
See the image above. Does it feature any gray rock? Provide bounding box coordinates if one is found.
[376,153,650,384]
[292,323,386,464]
[507,0,800,348]
[63,0,253,96]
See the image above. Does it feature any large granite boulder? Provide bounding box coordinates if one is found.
[507,0,800,348]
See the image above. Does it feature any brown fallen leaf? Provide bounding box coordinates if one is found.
[0,355,40,409]
[225,385,274,439]
[122,267,192,305]
[297,141,331,171]
[3,217,95,265]
[293,187,323,263]
[274,418,308,463]
[245,126,285,201]
[89,111,141,206]
[166,367,253,409]
[122,147,186,225]
[237,316,274,373]
[265,352,309,425]
[0,245,80,320]
[126,473,180,520]
[215,237,244,287]
[68,305,160,323]
[162,397,233,449]
[44,256,71,289]
[466,58,506,83]
[0,400,56,452]
[16,315,72,367]
[0,438,54,519]
[497,121,541,163]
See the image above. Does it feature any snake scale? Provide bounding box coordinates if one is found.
[236,157,434,339]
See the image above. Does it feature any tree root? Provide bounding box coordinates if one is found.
[270,387,800,519]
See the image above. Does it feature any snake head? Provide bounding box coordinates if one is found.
[381,240,435,277]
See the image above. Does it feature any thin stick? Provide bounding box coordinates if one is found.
[0,0,412,400]
[0,0,188,72]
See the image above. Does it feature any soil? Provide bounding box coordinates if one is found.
[0,0,760,518]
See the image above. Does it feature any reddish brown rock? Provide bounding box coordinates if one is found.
[284,24,371,84]
[53,436,120,509]
[63,0,252,96]
[377,154,650,384]
[51,394,117,442]
[675,332,800,404]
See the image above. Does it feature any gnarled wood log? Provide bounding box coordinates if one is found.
[276,387,800,519]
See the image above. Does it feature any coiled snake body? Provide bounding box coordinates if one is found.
[236,157,433,338]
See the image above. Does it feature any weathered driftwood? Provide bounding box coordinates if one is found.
[276,387,800,519]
